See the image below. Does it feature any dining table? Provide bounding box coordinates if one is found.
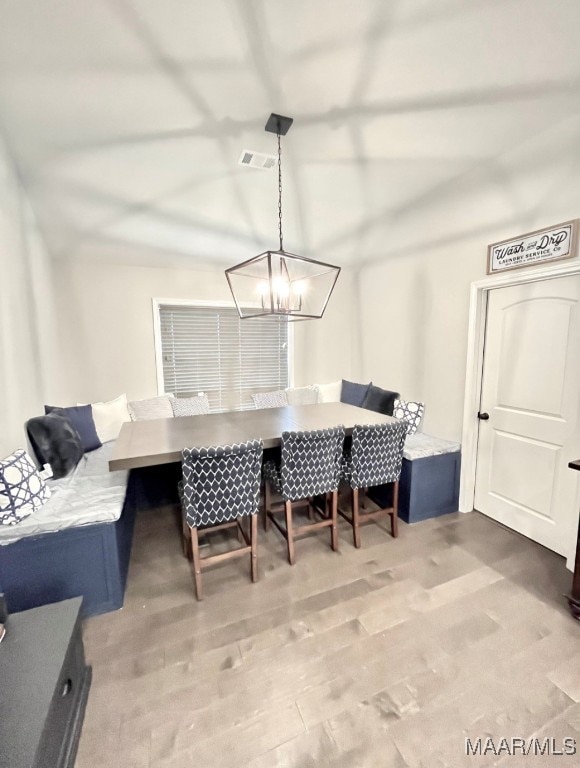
[108,402,396,472]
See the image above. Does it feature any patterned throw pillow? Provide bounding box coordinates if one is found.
[393,399,425,435]
[128,395,174,421]
[0,450,51,526]
[171,395,210,417]
[251,390,289,409]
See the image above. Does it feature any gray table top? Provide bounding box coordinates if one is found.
[109,402,396,471]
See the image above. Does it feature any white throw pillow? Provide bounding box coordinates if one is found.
[80,394,131,443]
[0,449,51,526]
[393,398,425,435]
[128,395,174,421]
[285,385,320,406]
[316,381,342,403]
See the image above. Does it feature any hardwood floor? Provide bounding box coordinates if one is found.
[78,502,580,768]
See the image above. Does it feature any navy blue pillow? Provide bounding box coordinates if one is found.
[340,379,372,408]
[361,385,400,416]
[44,404,101,453]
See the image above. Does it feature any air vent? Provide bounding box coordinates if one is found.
[238,150,277,170]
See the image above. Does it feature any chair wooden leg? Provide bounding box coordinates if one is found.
[190,526,203,601]
[182,515,192,560]
[352,487,361,548]
[251,513,258,582]
[285,500,296,565]
[330,490,339,552]
[391,481,399,538]
[264,481,271,531]
[360,487,366,510]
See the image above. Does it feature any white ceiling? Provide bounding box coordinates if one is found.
[1,0,580,267]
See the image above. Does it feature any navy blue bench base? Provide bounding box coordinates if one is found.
[0,474,139,618]
[0,464,181,618]
[369,451,461,524]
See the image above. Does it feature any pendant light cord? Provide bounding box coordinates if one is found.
[277,131,283,252]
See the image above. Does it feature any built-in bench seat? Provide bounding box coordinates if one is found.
[0,442,138,618]
[370,433,461,523]
[0,443,128,546]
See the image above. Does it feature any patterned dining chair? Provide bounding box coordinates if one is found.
[340,421,407,547]
[263,427,345,565]
[179,439,263,600]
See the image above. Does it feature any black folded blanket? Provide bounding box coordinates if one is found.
[26,413,84,480]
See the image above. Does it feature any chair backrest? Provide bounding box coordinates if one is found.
[280,426,345,500]
[349,421,407,489]
[181,439,263,528]
[251,390,289,409]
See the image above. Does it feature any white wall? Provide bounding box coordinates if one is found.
[53,250,358,404]
[0,135,58,456]
[358,117,580,443]
[292,270,359,388]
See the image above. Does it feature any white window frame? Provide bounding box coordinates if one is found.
[152,298,294,403]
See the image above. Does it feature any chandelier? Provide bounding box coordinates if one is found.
[225,113,341,320]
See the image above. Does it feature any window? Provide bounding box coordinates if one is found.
[155,301,290,412]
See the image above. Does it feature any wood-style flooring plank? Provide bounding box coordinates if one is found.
[77,506,580,768]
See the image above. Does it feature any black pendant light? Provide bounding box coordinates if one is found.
[225,113,341,320]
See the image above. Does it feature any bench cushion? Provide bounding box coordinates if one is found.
[403,433,460,461]
[0,443,127,546]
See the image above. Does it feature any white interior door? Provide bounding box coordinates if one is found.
[474,275,580,556]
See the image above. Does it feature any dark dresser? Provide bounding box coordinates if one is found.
[0,597,92,768]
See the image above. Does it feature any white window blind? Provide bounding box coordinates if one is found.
[158,304,289,412]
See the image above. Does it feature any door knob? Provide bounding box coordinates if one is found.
[477,412,490,421]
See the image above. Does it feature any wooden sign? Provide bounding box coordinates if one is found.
[487,220,577,274]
